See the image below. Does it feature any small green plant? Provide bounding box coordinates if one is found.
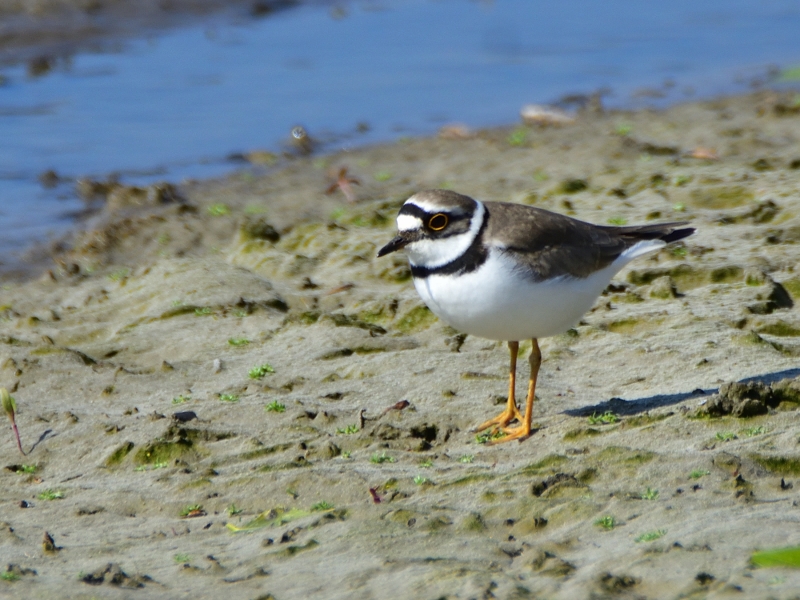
[413,475,430,485]
[641,487,659,500]
[311,501,333,511]
[37,489,64,501]
[207,203,230,216]
[194,307,213,316]
[373,170,393,182]
[341,451,352,459]
[370,451,395,464]
[219,394,239,403]
[615,122,632,136]
[1,387,25,455]
[671,246,688,257]
[673,203,686,212]
[607,217,628,226]
[14,464,36,474]
[179,504,203,517]
[715,431,737,442]
[635,529,666,543]
[459,454,474,464]
[336,424,359,435]
[265,401,286,413]
[286,488,299,499]
[172,395,191,405]
[507,127,528,146]
[107,268,129,281]
[174,553,191,563]
[248,363,275,379]
[228,337,250,347]
[689,469,710,479]
[588,411,619,425]
[227,504,243,516]
[0,571,19,582]
[595,516,615,530]
[419,459,433,468]
[476,430,507,444]
[741,426,765,437]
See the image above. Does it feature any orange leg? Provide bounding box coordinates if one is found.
[476,341,523,432]
[491,339,541,444]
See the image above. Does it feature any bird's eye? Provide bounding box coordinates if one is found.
[428,213,448,231]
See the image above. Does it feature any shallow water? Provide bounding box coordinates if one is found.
[1,0,799,273]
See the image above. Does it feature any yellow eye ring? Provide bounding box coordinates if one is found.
[428,213,448,231]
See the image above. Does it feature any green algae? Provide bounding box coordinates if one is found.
[689,185,754,209]
[751,455,800,475]
[756,322,800,337]
[104,441,134,467]
[395,305,437,333]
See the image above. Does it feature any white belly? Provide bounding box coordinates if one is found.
[413,251,626,341]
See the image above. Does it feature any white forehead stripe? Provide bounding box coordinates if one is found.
[405,196,471,215]
[397,213,422,232]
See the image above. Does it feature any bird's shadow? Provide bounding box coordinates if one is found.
[564,368,800,417]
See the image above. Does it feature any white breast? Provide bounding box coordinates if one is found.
[413,242,661,341]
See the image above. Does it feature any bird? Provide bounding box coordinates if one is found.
[377,189,695,444]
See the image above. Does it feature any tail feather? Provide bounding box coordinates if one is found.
[606,221,695,245]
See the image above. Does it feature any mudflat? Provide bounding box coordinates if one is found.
[2,91,800,599]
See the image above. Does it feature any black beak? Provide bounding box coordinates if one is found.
[377,233,411,257]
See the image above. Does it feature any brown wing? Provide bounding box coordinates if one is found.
[483,202,693,280]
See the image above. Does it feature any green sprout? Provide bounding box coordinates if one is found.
[0,571,20,582]
[336,424,359,435]
[595,516,615,530]
[635,529,666,543]
[588,411,619,425]
[615,123,632,136]
[194,307,213,316]
[607,217,628,226]
[1,387,25,455]
[671,246,688,257]
[174,553,191,563]
[419,459,433,468]
[373,170,393,182]
[413,475,430,485]
[370,451,395,464]
[227,504,243,516]
[741,426,765,437]
[265,401,286,413]
[14,464,36,474]
[107,268,129,282]
[248,363,275,379]
[641,487,659,500]
[715,431,737,442]
[459,454,474,464]
[207,203,230,216]
[341,451,352,459]
[476,430,507,444]
[219,394,239,403]
[37,490,64,501]
[507,127,528,146]
[228,337,250,347]
[689,469,710,479]
[179,504,203,517]
[172,395,191,405]
[311,501,333,511]
[673,203,686,212]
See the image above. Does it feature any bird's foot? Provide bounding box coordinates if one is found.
[486,423,532,445]
[475,404,523,433]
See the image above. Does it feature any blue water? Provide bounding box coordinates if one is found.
[1,0,799,272]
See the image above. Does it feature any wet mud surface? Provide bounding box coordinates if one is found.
[2,91,800,598]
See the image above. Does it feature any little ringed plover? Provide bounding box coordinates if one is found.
[378,189,695,444]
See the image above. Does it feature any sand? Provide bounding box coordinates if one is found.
[2,90,800,599]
